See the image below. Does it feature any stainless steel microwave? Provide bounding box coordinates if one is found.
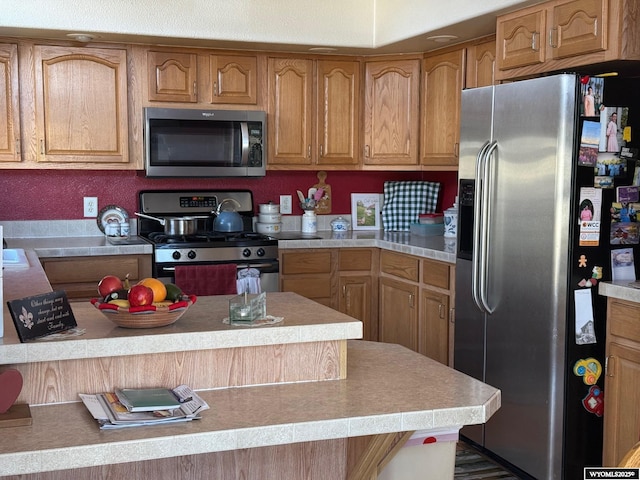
[144,108,266,177]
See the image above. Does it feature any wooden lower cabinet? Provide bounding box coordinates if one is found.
[379,276,419,351]
[378,250,453,365]
[40,254,152,301]
[279,249,335,307]
[420,288,450,365]
[603,298,640,466]
[280,248,378,341]
[280,247,453,361]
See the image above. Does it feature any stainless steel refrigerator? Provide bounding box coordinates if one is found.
[455,74,610,479]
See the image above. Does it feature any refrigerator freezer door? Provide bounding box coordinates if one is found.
[455,85,494,446]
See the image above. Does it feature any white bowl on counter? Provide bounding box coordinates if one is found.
[256,222,282,234]
[259,203,280,214]
[258,212,282,224]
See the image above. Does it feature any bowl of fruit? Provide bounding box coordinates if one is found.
[91,275,196,328]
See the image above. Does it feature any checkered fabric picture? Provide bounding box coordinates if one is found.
[382,181,441,231]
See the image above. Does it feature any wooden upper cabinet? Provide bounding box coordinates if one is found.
[497,8,547,70]
[551,0,606,60]
[363,58,420,168]
[496,0,640,81]
[210,55,257,104]
[146,50,258,105]
[33,45,129,164]
[465,37,497,88]
[315,60,360,166]
[268,57,313,166]
[147,50,197,103]
[0,43,20,163]
[421,49,464,168]
[268,57,360,168]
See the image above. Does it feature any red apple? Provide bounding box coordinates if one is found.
[128,284,154,307]
[98,275,124,298]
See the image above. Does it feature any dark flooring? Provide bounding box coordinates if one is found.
[455,442,524,479]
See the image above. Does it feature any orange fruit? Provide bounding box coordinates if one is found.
[137,278,167,303]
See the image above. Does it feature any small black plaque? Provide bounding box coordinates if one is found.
[7,291,77,342]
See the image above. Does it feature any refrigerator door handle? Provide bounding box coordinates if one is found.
[472,140,492,313]
[476,140,498,314]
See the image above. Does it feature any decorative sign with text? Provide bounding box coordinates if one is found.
[7,291,77,342]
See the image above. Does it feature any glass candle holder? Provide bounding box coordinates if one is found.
[229,292,266,324]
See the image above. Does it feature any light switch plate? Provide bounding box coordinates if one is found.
[280,195,292,214]
[84,197,98,217]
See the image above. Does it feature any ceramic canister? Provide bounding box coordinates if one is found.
[301,211,317,234]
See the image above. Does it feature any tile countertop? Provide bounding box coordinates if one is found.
[4,229,455,262]
[273,230,456,264]
[0,340,501,477]
[599,281,640,303]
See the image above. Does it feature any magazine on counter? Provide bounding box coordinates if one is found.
[80,385,209,429]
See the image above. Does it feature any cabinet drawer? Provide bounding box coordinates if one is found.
[422,259,450,290]
[609,299,640,343]
[281,277,332,299]
[280,251,333,275]
[380,251,419,282]
[42,256,148,284]
[339,249,373,271]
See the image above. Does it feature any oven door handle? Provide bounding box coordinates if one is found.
[162,263,277,272]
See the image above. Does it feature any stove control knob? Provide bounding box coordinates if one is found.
[242,248,252,258]
[256,248,265,257]
[172,251,181,260]
[188,250,197,260]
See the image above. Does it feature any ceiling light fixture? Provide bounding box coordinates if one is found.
[66,33,95,43]
[426,34,458,43]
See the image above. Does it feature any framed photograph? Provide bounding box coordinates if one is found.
[351,193,381,230]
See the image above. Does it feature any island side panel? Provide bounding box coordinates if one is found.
[0,439,349,480]
[12,340,347,405]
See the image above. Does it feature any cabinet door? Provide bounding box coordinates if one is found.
[363,59,420,167]
[0,43,20,163]
[466,38,497,88]
[147,50,198,102]
[421,49,464,167]
[551,0,607,60]
[379,277,418,351]
[603,342,640,466]
[316,60,360,166]
[419,289,450,364]
[210,54,257,104]
[34,45,129,164]
[268,57,313,165]
[497,8,547,70]
[339,275,374,340]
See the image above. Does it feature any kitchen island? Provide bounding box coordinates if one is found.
[0,247,500,479]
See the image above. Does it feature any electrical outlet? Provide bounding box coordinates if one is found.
[84,197,98,217]
[280,195,292,214]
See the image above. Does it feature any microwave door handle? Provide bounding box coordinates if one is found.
[240,122,250,166]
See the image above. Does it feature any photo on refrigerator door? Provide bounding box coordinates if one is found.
[599,106,629,153]
[579,120,600,166]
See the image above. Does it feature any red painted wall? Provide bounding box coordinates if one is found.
[0,169,457,220]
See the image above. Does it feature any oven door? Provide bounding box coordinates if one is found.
[156,259,280,293]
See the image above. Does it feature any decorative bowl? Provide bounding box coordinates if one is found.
[90,295,197,328]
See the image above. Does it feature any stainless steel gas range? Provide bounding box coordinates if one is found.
[137,190,279,292]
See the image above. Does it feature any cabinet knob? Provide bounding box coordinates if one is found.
[364,145,370,158]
